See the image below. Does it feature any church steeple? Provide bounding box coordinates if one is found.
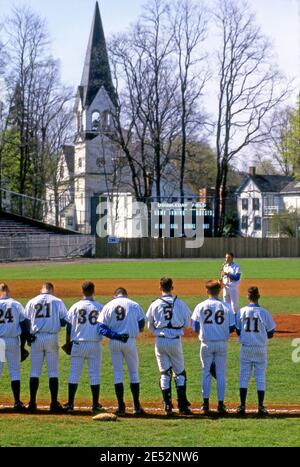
[79,1,115,108]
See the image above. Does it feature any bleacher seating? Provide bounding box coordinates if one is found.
[0,214,58,237]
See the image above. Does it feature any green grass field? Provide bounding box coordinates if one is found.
[1,258,300,279]
[0,259,300,447]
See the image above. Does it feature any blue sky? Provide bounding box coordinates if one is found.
[1,0,299,96]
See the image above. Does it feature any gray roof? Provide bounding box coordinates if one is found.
[236,174,293,194]
[280,180,300,194]
[62,145,75,174]
[77,2,116,108]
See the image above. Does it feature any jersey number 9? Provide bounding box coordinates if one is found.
[115,306,125,321]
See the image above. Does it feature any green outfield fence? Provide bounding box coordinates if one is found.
[96,237,300,258]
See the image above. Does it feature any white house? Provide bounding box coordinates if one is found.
[236,167,300,237]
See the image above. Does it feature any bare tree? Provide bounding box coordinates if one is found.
[1,6,73,219]
[171,0,209,197]
[5,6,49,201]
[108,0,209,203]
[28,60,73,217]
[43,101,73,226]
[108,0,180,202]
[253,106,294,176]
[95,134,128,236]
[0,25,9,209]
[212,0,289,235]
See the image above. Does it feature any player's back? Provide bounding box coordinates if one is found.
[192,298,234,341]
[100,297,144,337]
[68,298,103,342]
[0,297,24,337]
[25,293,66,334]
[147,296,190,337]
[223,262,241,286]
[237,304,275,346]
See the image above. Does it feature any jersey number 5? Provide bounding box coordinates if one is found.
[163,305,173,321]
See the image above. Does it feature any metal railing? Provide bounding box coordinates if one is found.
[0,234,95,262]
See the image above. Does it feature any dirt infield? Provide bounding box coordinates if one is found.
[6,278,300,297]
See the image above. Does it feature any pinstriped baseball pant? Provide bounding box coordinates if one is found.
[69,341,102,386]
[155,337,185,389]
[30,333,59,378]
[223,286,239,313]
[0,337,20,381]
[200,340,227,401]
[240,345,267,391]
[109,338,139,385]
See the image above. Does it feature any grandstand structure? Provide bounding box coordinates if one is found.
[0,190,95,261]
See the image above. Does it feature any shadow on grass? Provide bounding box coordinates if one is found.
[1,408,300,420]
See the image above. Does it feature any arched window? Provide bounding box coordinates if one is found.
[92,111,101,131]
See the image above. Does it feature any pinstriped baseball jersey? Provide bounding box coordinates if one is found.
[98,297,145,337]
[24,293,67,333]
[222,262,241,287]
[146,295,191,338]
[191,298,235,341]
[68,299,104,342]
[0,297,26,337]
[236,304,275,346]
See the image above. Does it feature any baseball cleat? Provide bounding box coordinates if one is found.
[201,404,210,415]
[27,402,37,412]
[217,403,228,415]
[133,407,146,416]
[92,404,106,414]
[115,403,126,416]
[258,405,269,416]
[179,407,193,416]
[236,405,246,415]
[63,403,74,413]
[13,401,26,412]
[164,404,174,416]
[50,401,64,413]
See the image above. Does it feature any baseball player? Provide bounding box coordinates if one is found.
[221,252,241,313]
[97,287,145,416]
[146,277,192,416]
[0,283,30,411]
[191,280,236,415]
[63,281,104,414]
[236,286,275,415]
[24,282,68,412]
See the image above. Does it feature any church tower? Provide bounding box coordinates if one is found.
[73,1,117,232]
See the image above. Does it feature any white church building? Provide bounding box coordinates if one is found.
[45,2,195,237]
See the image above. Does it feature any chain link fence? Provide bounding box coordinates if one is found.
[0,235,95,262]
